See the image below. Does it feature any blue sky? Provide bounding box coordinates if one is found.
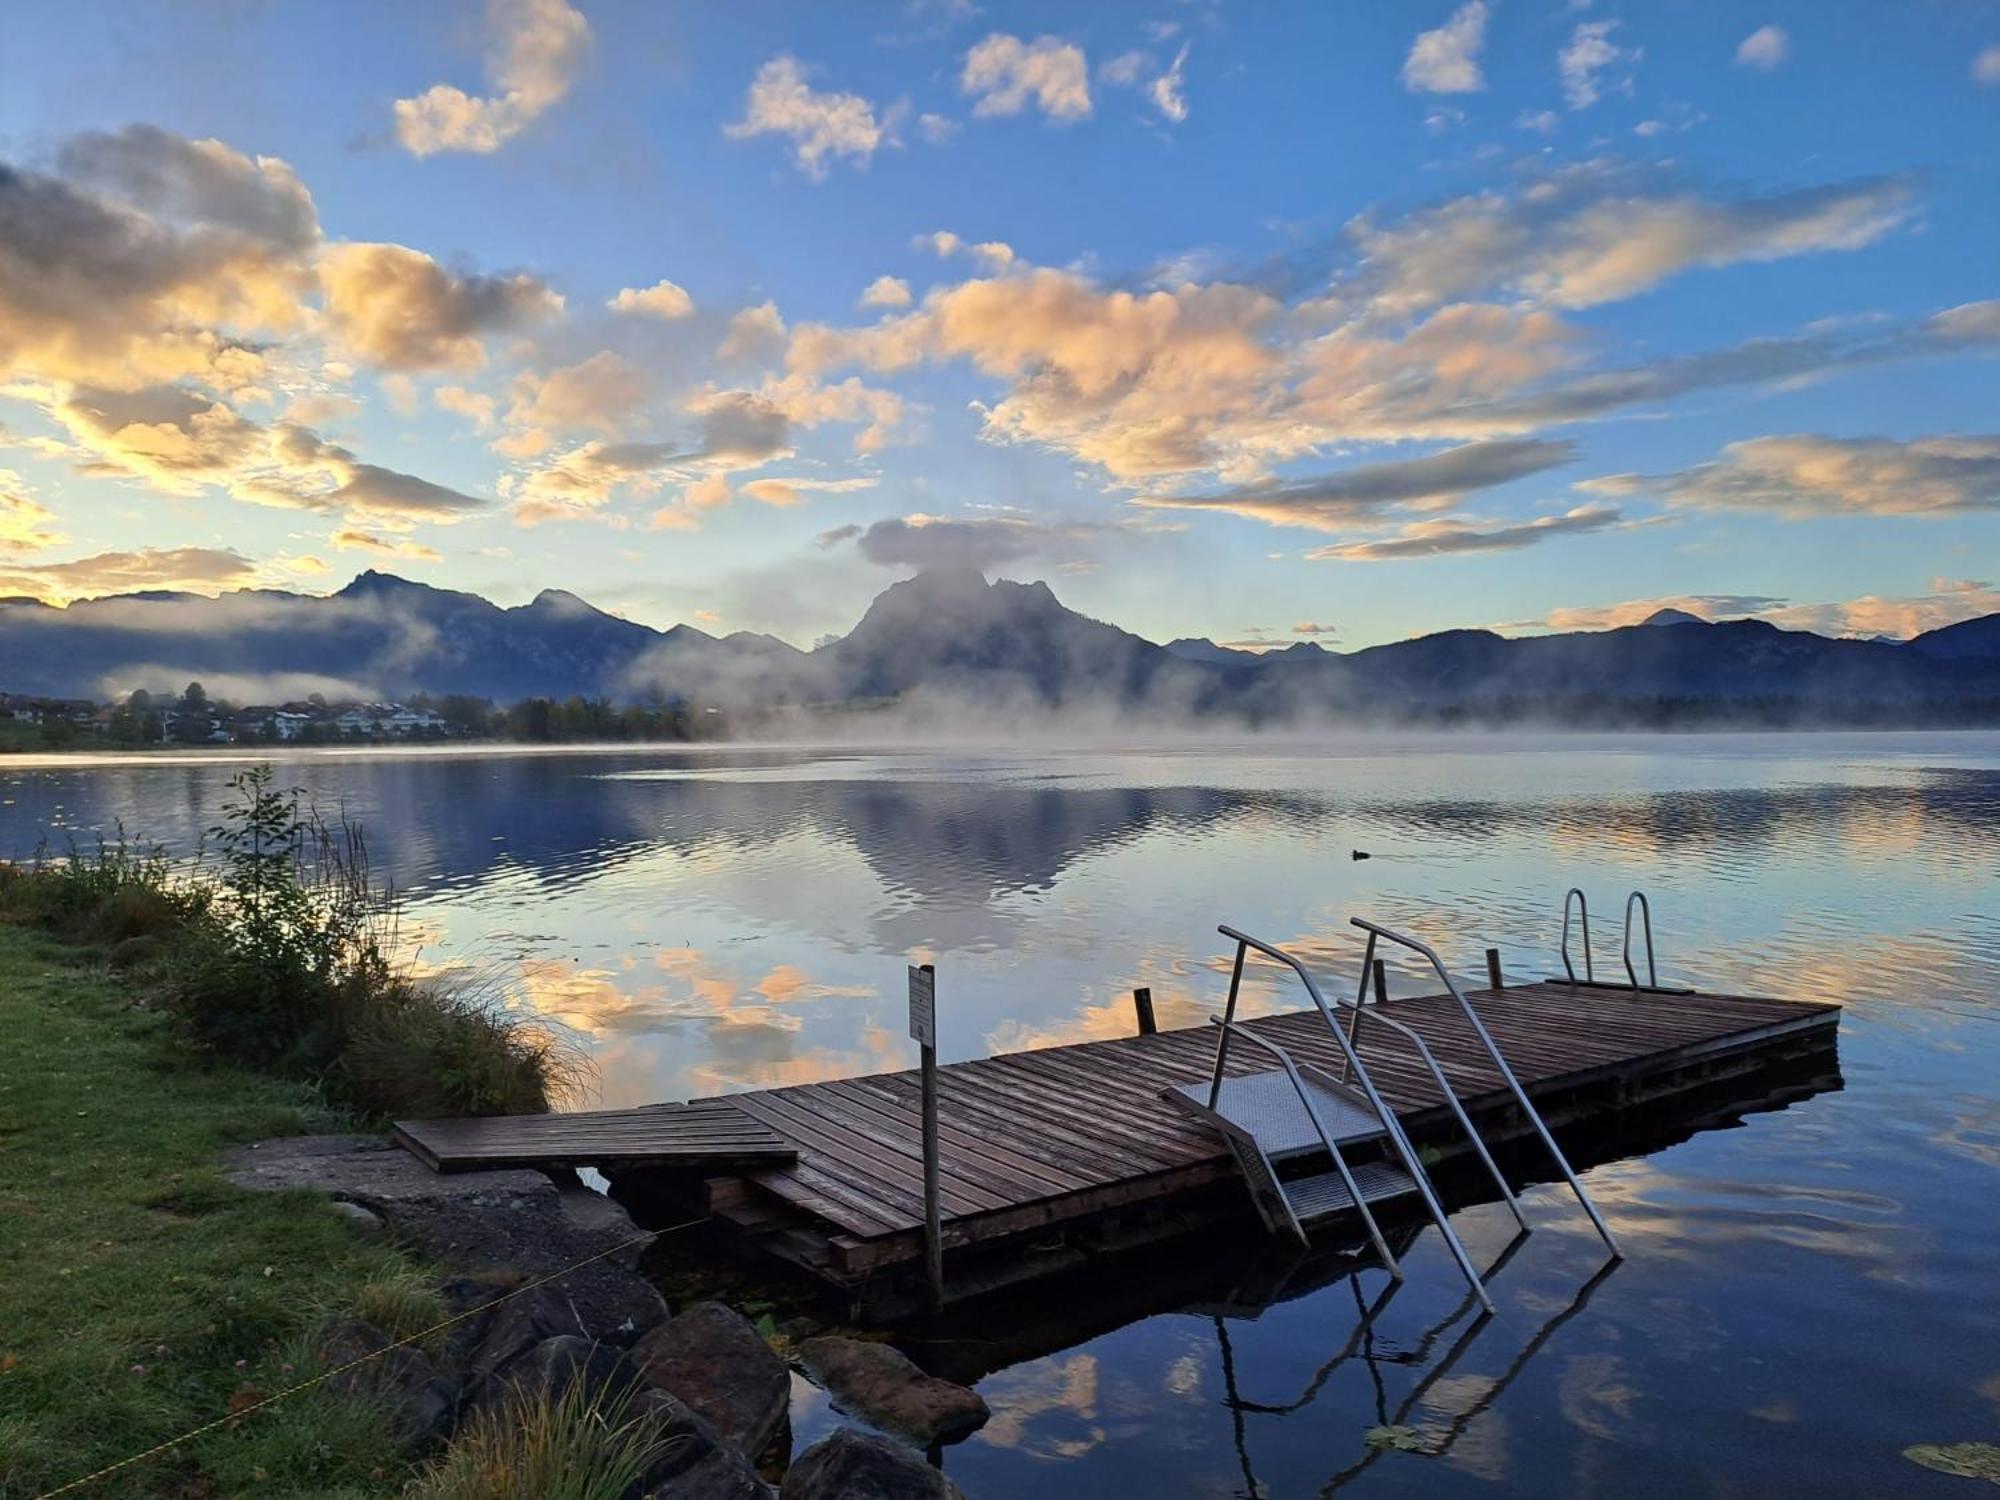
[1,0,1995,649]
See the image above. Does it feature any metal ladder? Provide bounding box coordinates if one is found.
[1163,925,1501,1312]
[1559,887,1688,992]
[1348,917,1622,1259]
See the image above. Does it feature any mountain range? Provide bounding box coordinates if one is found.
[4,568,1999,727]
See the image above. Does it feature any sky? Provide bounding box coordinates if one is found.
[0,0,1996,652]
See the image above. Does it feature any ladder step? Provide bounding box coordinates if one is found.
[1168,1070,1388,1159]
[1283,1162,1419,1223]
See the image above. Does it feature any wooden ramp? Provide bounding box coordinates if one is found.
[395,1099,794,1174]
[394,979,1839,1294]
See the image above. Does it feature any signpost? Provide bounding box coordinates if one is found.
[909,963,943,1309]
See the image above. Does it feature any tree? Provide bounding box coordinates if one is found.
[175,681,212,743]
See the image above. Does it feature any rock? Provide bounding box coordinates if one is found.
[630,1301,789,1461]
[328,1199,385,1236]
[780,1429,963,1500]
[224,1135,667,1345]
[316,1317,458,1446]
[463,1334,636,1423]
[625,1388,774,1500]
[796,1337,988,1447]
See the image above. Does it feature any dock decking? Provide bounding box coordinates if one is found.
[395,978,1839,1294]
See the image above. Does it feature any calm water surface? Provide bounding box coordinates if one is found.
[5,733,1997,1497]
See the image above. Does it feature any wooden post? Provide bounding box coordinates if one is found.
[1131,986,1157,1036]
[1486,947,1504,991]
[1371,957,1388,1005]
[908,963,943,1311]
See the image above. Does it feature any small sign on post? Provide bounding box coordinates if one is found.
[907,963,936,1047]
[909,963,943,1310]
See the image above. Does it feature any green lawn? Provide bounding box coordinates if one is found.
[0,926,425,1498]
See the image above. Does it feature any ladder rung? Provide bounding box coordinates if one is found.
[1284,1162,1419,1222]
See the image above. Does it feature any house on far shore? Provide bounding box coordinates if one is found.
[334,703,448,739]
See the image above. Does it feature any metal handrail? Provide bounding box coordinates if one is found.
[1560,887,1593,983]
[1213,925,1495,1310]
[1622,890,1656,990]
[1349,917,1623,1258]
[1206,1018,1402,1281]
[1333,991,1528,1233]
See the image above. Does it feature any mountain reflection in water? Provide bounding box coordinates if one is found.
[3,734,1996,1497]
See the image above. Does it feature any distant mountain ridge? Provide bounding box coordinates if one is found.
[3,568,1998,727]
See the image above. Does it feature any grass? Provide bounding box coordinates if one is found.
[0,925,422,1497]
[404,1378,675,1500]
[0,767,583,1123]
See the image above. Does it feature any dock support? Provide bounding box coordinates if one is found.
[1487,948,1504,990]
[1132,986,1157,1036]
[1372,958,1388,1005]
[908,963,944,1311]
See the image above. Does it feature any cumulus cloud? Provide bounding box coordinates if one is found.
[1977,46,2000,85]
[860,275,912,310]
[831,513,1095,573]
[1403,2,1489,94]
[718,301,788,363]
[1142,440,1575,531]
[507,350,648,436]
[319,241,560,371]
[608,279,694,319]
[1581,433,2000,518]
[1306,503,1624,561]
[394,0,590,156]
[0,125,317,389]
[0,545,258,604]
[961,34,1092,122]
[1735,25,1790,71]
[1559,20,1639,109]
[725,56,892,179]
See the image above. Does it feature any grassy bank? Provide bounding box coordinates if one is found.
[0,923,428,1497]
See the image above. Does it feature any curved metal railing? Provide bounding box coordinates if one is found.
[1560,887,1593,983]
[1622,890,1657,990]
[1211,924,1494,1310]
[1348,917,1623,1258]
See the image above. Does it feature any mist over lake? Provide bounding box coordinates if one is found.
[7,732,1996,1497]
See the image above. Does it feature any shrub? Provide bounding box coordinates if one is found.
[406,1375,677,1500]
[0,765,584,1120]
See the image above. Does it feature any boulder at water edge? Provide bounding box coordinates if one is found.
[780,1428,964,1500]
[796,1336,989,1446]
[630,1300,791,1460]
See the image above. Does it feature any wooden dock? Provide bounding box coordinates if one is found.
[395,978,1839,1300]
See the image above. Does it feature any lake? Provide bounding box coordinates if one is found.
[4,733,1997,1497]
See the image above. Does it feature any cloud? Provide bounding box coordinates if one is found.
[961,34,1092,122]
[608,279,694,319]
[1343,163,1914,313]
[1293,621,1337,636]
[250,424,491,519]
[917,112,960,144]
[740,475,878,506]
[837,513,1079,572]
[1307,503,1624,560]
[0,125,317,389]
[1526,582,2000,641]
[860,276,912,310]
[508,350,648,435]
[1518,109,1560,134]
[1403,2,1489,94]
[1143,440,1575,531]
[331,529,443,563]
[0,476,66,553]
[1735,25,1790,71]
[1581,433,2000,518]
[724,56,891,179]
[915,230,1015,271]
[719,300,788,363]
[1978,46,2000,85]
[0,545,258,604]
[1150,43,1192,123]
[393,0,590,156]
[320,241,560,370]
[1560,21,1639,109]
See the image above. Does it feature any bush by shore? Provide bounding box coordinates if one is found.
[0,765,579,1122]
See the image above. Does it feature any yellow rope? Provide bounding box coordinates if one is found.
[33,1220,699,1500]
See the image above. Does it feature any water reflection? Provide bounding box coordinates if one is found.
[5,736,1998,1497]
